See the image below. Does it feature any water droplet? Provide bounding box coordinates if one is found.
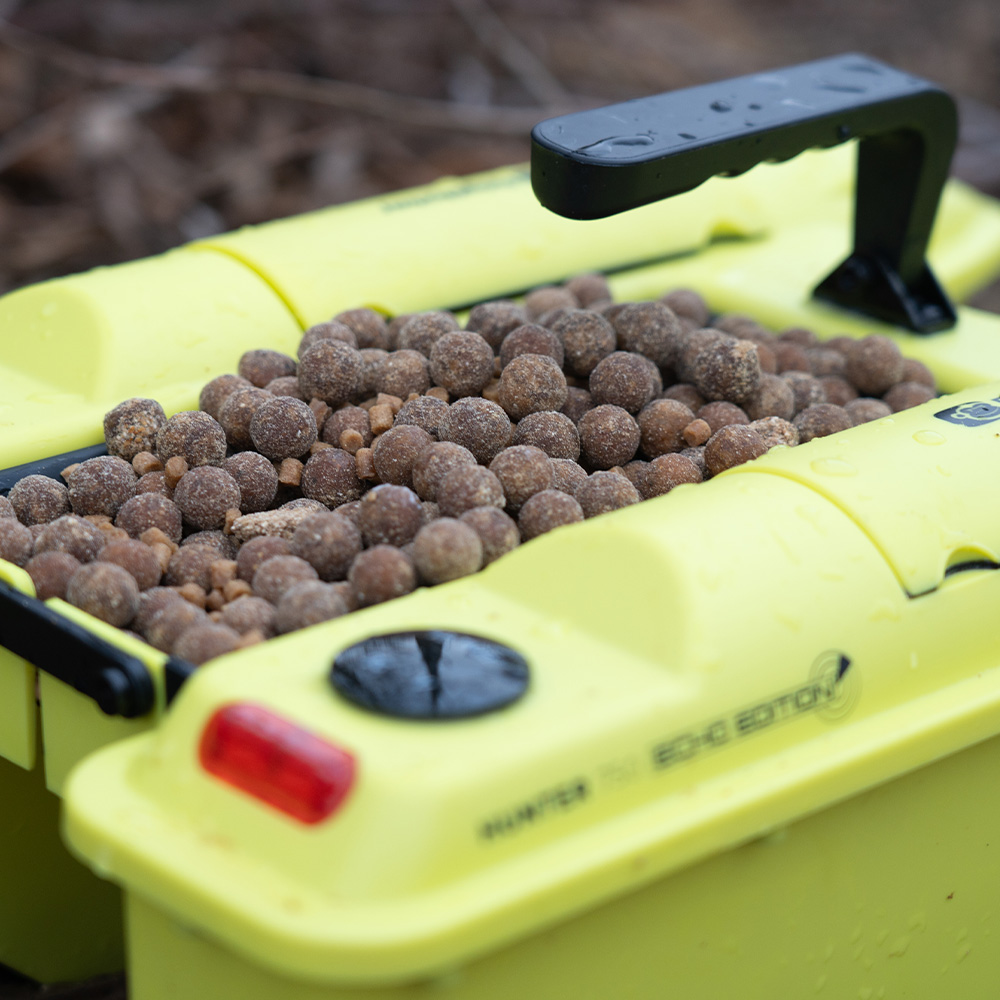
[678,132,697,140]
[748,102,763,110]
[913,429,945,446]
[710,100,732,112]
[810,458,857,477]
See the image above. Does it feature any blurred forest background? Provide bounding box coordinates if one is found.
[0,0,999,302]
[1,1,1000,996]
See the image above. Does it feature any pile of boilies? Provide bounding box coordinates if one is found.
[0,276,937,665]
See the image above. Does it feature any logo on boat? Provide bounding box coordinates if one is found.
[934,398,1000,427]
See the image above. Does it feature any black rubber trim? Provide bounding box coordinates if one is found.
[164,656,197,705]
[0,580,154,717]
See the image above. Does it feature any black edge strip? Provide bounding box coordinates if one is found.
[0,443,108,494]
[164,656,197,705]
[0,581,154,717]
[944,560,1000,577]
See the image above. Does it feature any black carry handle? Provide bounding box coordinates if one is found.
[531,53,958,333]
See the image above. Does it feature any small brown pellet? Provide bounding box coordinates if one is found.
[66,562,139,627]
[641,453,703,498]
[208,559,238,591]
[178,583,208,609]
[165,545,218,590]
[369,404,394,435]
[459,506,520,565]
[696,401,750,434]
[394,396,450,440]
[300,448,363,507]
[289,510,362,582]
[772,340,811,373]
[98,539,162,590]
[144,599,207,652]
[265,376,307,400]
[223,452,279,514]
[249,396,317,461]
[163,456,189,491]
[0,496,14,519]
[689,339,762,404]
[114,493,183,543]
[661,288,710,328]
[157,411,228,468]
[565,272,612,307]
[173,623,242,665]
[132,452,162,476]
[497,354,567,420]
[674,328,732,383]
[181,530,238,559]
[525,285,578,320]
[321,405,373,450]
[439,398,513,465]
[252,554,319,605]
[104,398,166,461]
[682,418,712,448]
[637,399,695,458]
[575,471,641,518]
[0,519,34,567]
[578,405,641,470]
[661,383,706,412]
[278,458,304,488]
[239,349,296,388]
[551,310,616,377]
[845,397,893,425]
[221,592,278,639]
[560,387,594,426]
[845,335,905,396]
[818,376,858,407]
[883,381,936,412]
[199,374,252,422]
[34,515,105,563]
[67,456,136,518]
[396,312,460,357]
[518,489,585,540]
[8,475,70,526]
[781,372,827,414]
[744,373,795,421]
[273,581,349,634]
[437,465,506,518]
[704,425,768,476]
[132,587,183,635]
[489,446,554,514]
[429,332,494,398]
[901,358,936,389]
[298,340,365,407]
[499,324,564,369]
[299,322,358,358]
[223,578,253,603]
[357,484,424,547]
[465,300,528,350]
[376,350,431,399]
[137,471,172,498]
[750,417,799,450]
[410,442,478,503]
[25,551,81,599]
[793,403,853,443]
[334,308,390,351]
[806,348,847,379]
[411,518,483,585]
[612,301,682,368]
[371,425,434,489]
[588,352,658,414]
[348,545,417,607]
[173,467,242,531]
[550,457,588,495]
[512,410,581,462]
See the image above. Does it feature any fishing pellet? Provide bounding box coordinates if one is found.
[199,374,252,422]
[181,530,238,560]
[220,595,277,637]
[661,288,710,328]
[429,332,494,398]
[348,545,417,607]
[771,340,811,373]
[845,398,893,425]
[551,310,616,377]
[300,448,363,507]
[265,376,306,400]
[641,453,703,498]
[689,339,762,405]
[437,465,506,518]
[143,599,207,652]
[518,489,584,540]
[34,515,105,563]
[704,425,768,476]
[750,417,799,450]
[65,562,139,628]
[334,308,390,351]
[357,484,424,547]
[662,383,706,412]
[781,372,827,414]
[8,475,70,526]
[113,493,182,543]
[560,387,594,425]
[289,510,362,581]
[394,396,449,439]
[157,411,228,468]
[439,398,512,465]
[372,425,434,488]
[252,554,319,605]
[589,352,658,414]
[249,396,317,460]
[525,285,578,320]
[550,457,588,495]
[792,403,853,443]
[67,456,136,518]
[0,519,33,567]
[411,441,478,502]
[845,335,904,396]
[24,551,81,600]
[412,518,483,585]
[103,398,166,461]
[465,300,528,350]
[224,452,279,513]
[578,405,640,469]
[744,373,795,421]
[165,545,218,591]
[137,471,171,497]
[0,496,13,519]
[459,506,520,565]
[396,312,460,357]
[298,339,365,407]
[321,405,372,450]
[274,581,349,635]
[98,539,162,591]
[512,411,581,461]
[611,301,682,368]
[173,623,242,664]
[497,354,568,420]
[499,324,564,369]
[575,471,641,518]
[682,419,712,448]
[489,446,554,514]
[637,399,695,458]
[172,467,242,531]
[376,350,431,399]
[818,376,858,407]
[883,381,936,412]
[238,349,296,388]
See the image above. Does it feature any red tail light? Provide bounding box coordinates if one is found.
[199,703,356,825]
